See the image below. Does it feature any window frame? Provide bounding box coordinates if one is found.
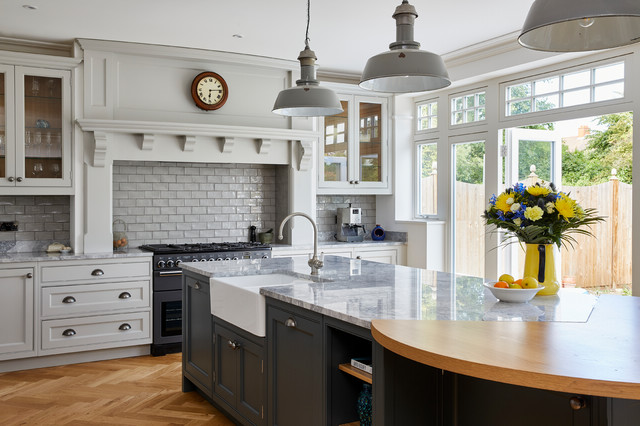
[449,88,487,129]
[416,98,439,134]
[415,138,439,218]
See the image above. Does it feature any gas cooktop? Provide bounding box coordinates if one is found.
[139,242,271,254]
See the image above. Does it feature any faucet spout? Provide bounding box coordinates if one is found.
[278,212,323,275]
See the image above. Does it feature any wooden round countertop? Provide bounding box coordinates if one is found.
[371,294,640,400]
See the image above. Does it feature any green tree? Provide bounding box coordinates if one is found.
[455,142,485,184]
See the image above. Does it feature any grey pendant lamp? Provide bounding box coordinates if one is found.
[272,0,342,117]
[519,0,640,52]
[359,0,451,93]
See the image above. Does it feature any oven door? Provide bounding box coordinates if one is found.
[153,289,182,345]
[154,269,183,291]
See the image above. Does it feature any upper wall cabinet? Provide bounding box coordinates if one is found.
[0,65,72,194]
[318,94,391,194]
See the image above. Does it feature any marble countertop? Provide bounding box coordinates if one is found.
[180,255,597,329]
[0,248,152,263]
[271,240,405,251]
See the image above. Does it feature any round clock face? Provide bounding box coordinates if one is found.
[191,72,228,111]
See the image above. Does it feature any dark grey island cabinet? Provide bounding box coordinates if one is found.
[182,270,266,426]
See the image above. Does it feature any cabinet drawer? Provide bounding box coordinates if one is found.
[41,311,151,350]
[41,261,150,285]
[41,281,150,317]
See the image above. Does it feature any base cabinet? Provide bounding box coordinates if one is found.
[0,267,35,360]
[267,300,324,426]
[183,274,213,396]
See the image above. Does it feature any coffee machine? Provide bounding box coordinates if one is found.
[336,207,366,242]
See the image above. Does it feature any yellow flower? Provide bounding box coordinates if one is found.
[526,184,551,197]
[524,206,544,221]
[494,192,512,213]
[555,194,576,219]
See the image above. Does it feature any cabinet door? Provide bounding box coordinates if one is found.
[14,67,71,187]
[237,331,265,425]
[355,249,398,265]
[354,96,387,190]
[267,303,323,426]
[0,267,35,360]
[183,275,213,396]
[214,322,239,407]
[0,65,15,185]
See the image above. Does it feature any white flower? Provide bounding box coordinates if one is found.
[510,203,521,213]
[545,202,555,214]
[514,218,522,226]
[506,197,514,205]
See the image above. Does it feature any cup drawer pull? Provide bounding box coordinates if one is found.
[119,323,132,331]
[91,269,104,276]
[285,317,297,328]
[62,329,76,337]
[62,296,76,304]
[118,292,132,299]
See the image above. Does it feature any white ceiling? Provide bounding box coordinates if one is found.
[0,0,536,75]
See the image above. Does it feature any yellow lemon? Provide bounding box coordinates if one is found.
[508,282,523,289]
[498,273,514,284]
[522,276,539,289]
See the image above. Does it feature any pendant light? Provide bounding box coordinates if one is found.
[519,0,640,52]
[272,0,342,117]
[359,0,451,93]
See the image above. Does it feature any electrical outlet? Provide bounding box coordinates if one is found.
[0,221,18,232]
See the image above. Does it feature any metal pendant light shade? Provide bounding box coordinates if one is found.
[273,0,342,117]
[519,0,640,52]
[359,0,451,93]
[273,46,343,116]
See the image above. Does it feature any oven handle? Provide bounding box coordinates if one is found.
[158,271,182,277]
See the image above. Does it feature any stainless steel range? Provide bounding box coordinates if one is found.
[139,242,272,356]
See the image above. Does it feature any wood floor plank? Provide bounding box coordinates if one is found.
[0,353,234,425]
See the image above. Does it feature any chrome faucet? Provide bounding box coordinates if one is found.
[278,212,323,275]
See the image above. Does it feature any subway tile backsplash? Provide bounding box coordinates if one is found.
[316,195,376,242]
[0,196,70,253]
[113,161,286,247]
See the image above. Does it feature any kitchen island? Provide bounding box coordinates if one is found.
[181,255,640,426]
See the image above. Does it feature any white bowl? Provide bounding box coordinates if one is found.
[483,282,543,303]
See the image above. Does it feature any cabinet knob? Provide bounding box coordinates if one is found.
[228,340,240,350]
[349,180,354,184]
[91,269,104,276]
[356,256,362,260]
[354,180,360,184]
[285,317,297,328]
[119,323,132,331]
[118,292,131,299]
[62,296,76,304]
[16,177,23,182]
[569,396,587,410]
[7,177,14,182]
[194,282,201,290]
[26,273,33,279]
[62,329,76,337]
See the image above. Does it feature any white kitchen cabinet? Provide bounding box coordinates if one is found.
[272,244,405,266]
[0,266,35,360]
[0,65,72,194]
[38,257,152,356]
[318,94,391,194]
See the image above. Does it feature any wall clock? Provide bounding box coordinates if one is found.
[191,71,228,111]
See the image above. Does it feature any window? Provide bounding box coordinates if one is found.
[451,91,485,125]
[417,100,438,131]
[417,142,437,216]
[505,61,624,117]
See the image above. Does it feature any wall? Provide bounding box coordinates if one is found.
[0,196,70,252]
[316,195,376,242]
[112,161,287,247]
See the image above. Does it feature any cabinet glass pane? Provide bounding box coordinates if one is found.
[24,75,63,179]
[324,100,349,182]
[0,73,5,179]
[359,102,382,183]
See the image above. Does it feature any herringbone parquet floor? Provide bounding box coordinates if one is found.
[0,353,234,425]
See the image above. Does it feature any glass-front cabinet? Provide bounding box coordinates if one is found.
[318,94,390,194]
[0,66,71,191]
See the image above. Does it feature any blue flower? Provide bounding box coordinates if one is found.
[489,194,497,206]
[496,210,506,221]
[513,182,525,195]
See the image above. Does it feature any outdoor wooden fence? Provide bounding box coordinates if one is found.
[427,177,632,288]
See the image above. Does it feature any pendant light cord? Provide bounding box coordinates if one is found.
[305,0,311,48]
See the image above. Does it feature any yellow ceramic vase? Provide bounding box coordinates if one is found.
[523,243,560,296]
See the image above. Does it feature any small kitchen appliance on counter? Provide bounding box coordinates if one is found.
[336,206,366,242]
[139,241,272,356]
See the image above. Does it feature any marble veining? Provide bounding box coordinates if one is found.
[181,255,597,329]
[0,249,152,263]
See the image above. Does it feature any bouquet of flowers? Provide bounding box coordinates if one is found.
[483,182,605,248]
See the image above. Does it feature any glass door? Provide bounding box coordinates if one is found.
[323,99,350,184]
[358,100,383,184]
[15,67,70,187]
[0,66,15,186]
